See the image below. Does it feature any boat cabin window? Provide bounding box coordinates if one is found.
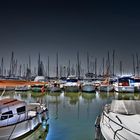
[118,77,134,86]
[0,111,13,120]
[119,79,129,86]
[67,79,78,82]
[17,106,26,115]
[135,79,140,82]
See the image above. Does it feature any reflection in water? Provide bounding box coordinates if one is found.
[82,92,96,119]
[31,91,46,98]
[64,92,80,105]
[1,91,140,140]
[116,92,140,100]
[98,92,115,99]
[48,92,61,120]
[82,92,96,102]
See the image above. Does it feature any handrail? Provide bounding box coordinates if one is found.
[113,115,123,139]
[103,111,140,137]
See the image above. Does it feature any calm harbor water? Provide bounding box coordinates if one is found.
[1,91,140,140]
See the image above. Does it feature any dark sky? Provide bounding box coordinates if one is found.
[0,0,140,75]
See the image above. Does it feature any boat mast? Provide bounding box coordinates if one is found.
[112,50,115,76]
[63,66,66,78]
[38,53,43,76]
[34,67,37,76]
[59,65,62,78]
[132,54,135,76]
[19,64,22,77]
[56,52,59,79]
[77,52,80,79]
[102,57,104,76]
[71,64,75,76]
[95,58,97,78]
[87,52,90,73]
[38,53,40,76]
[48,56,50,78]
[107,51,110,77]
[15,59,17,76]
[136,53,139,77]
[67,59,71,77]
[9,51,14,77]
[1,57,4,76]
[120,60,123,76]
[23,64,26,77]
[29,55,31,72]
[11,51,14,76]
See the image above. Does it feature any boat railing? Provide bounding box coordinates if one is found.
[102,111,140,138]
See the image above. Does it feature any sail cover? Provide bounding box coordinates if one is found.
[110,100,140,115]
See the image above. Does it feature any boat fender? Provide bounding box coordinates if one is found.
[41,86,45,93]
[30,119,34,130]
[42,111,49,120]
[37,113,42,123]
[42,120,47,129]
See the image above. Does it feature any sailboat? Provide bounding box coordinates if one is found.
[81,53,96,93]
[99,77,114,92]
[114,76,135,93]
[99,51,114,92]
[64,75,80,92]
[81,80,95,93]
[48,81,61,92]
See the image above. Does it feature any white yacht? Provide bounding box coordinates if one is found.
[0,98,48,140]
[99,78,114,92]
[134,78,140,92]
[49,81,61,92]
[95,100,140,140]
[81,80,95,93]
[114,77,135,93]
[64,76,79,92]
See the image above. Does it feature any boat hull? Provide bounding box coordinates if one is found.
[50,87,61,92]
[31,87,42,92]
[64,86,79,92]
[82,85,95,93]
[0,109,48,140]
[100,85,114,92]
[99,100,140,140]
[114,86,134,93]
[100,112,140,140]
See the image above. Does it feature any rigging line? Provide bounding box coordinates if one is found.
[110,124,127,140]
[0,86,6,98]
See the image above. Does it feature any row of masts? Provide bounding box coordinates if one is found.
[0,50,140,79]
